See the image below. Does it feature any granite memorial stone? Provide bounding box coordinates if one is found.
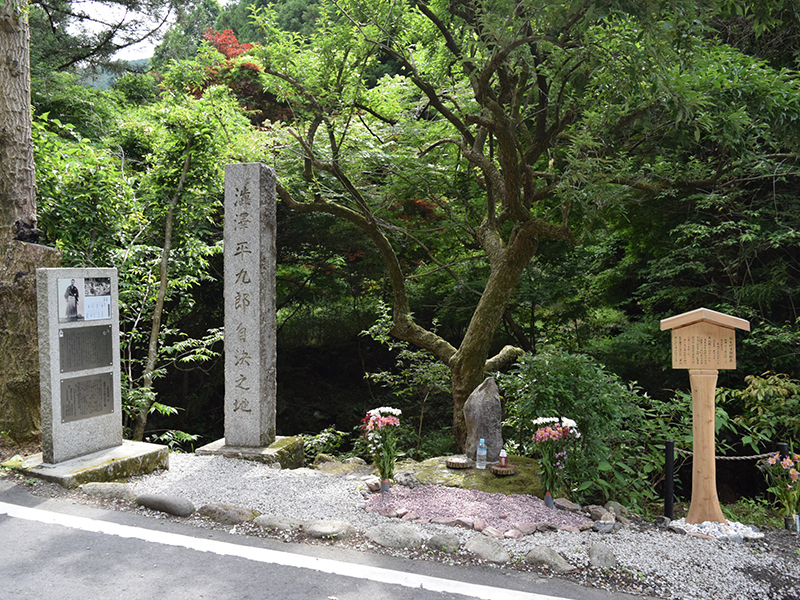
[223,163,277,447]
[37,268,122,463]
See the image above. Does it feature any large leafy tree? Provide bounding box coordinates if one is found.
[241,0,800,448]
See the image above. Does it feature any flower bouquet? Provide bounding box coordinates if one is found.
[362,406,401,482]
[758,450,799,525]
[531,416,580,501]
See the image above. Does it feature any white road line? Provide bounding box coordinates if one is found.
[0,501,570,600]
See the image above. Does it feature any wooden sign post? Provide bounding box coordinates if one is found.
[660,308,750,524]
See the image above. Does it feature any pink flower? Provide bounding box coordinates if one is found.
[791,469,799,483]
[781,456,794,469]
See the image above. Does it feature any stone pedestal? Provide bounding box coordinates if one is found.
[195,436,303,469]
[3,440,168,488]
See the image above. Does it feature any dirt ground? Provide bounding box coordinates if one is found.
[0,436,40,464]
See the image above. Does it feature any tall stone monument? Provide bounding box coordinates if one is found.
[196,163,301,468]
[661,307,750,524]
[223,163,277,447]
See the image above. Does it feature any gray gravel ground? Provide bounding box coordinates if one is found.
[125,454,800,600]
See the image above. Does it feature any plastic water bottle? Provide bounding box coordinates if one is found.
[476,438,487,469]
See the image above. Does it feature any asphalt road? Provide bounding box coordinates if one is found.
[0,480,647,600]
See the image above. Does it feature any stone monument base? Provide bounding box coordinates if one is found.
[195,436,303,469]
[2,440,168,488]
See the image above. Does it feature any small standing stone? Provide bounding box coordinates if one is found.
[463,377,503,463]
[593,513,616,534]
[197,503,258,525]
[366,524,423,549]
[80,482,136,502]
[654,516,671,529]
[481,526,506,538]
[604,500,630,517]
[304,520,356,539]
[669,523,688,535]
[513,522,539,536]
[554,497,582,512]
[254,515,304,531]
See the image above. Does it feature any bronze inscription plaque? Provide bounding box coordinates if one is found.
[61,372,114,423]
[59,325,113,373]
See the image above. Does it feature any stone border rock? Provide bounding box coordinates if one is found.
[78,480,764,576]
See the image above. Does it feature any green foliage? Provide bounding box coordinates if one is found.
[363,303,452,459]
[718,373,800,453]
[32,72,124,138]
[113,73,160,105]
[120,383,177,437]
[497,350,640,503]
[498,350,718,512]
[214,0,321,42]
[146,430,201,453]
[499,350,633,461]
[33,115,140,264]
[721,497,783,530]
[300,426,349,464]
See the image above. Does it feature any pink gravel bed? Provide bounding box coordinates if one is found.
[366,485,592,530]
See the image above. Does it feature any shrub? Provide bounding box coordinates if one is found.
[717,372,800,453]
[497,349,640,504]
[300,426,349,464]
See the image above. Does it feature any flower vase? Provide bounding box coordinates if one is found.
[544,491,555,509]
[785,515,799,532]
[380,479,391,493]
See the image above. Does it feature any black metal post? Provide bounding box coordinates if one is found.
[665,440,675,520]
[778,443,789,459]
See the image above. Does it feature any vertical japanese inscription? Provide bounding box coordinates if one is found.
[230,180,255,415]
[671,322,736,369]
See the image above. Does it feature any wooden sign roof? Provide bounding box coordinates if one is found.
[660,307,750,332]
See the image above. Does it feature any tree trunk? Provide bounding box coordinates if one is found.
[131,137,194,441]
[448,225,539,448]
[0,2,37,244]
[0,5,61,442]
